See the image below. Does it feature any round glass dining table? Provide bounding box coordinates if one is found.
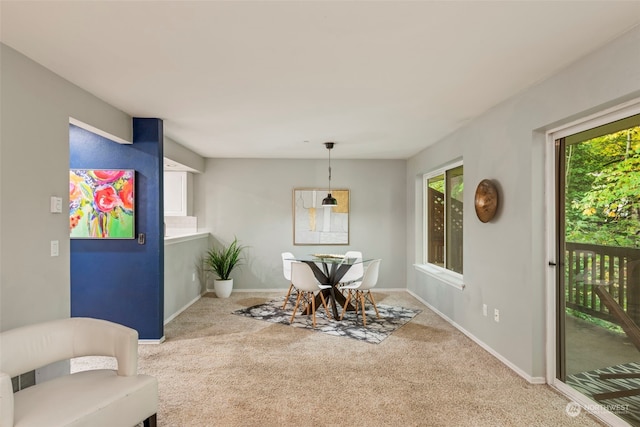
[287,255,369,319]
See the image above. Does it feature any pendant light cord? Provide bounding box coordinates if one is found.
[322,142,337,206]
[328,147,332,192]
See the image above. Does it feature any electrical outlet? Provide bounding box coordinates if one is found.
[50,196,62,213]
[482,304,488,316]
[50,240,59,257]
[494,309,500,323]
[192,272,196,282]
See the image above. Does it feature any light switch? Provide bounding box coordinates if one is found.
[50,240,59,257]
[50,196,63,213]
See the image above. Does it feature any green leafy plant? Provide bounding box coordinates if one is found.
[566,308,624,335]
[205,237,245,280]
[565,126,640,248]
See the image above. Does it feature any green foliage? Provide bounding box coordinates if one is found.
[428,175,444,193]
[205,237,245,280]
[565,308,624,335]
[427,166,464,201]
[565,126,640,248]
[451,180,464,201]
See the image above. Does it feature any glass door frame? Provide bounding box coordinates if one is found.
[545,98,640,426]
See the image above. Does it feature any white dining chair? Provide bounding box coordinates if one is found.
[338,259,381,326]
[338,250,364,287]
[281,252,295,309]
[289,262,332,328]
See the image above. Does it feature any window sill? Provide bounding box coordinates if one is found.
[414,264,465,290]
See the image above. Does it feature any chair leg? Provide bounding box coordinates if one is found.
[310,292,316,328]
[352,290,361,322]
[340,290,352,320]
[359,292,367,326]
[143,414,157,427]
[319,291,331,319]
[282,283,294,309]
[366,290,380,318]
[290,292,304,323]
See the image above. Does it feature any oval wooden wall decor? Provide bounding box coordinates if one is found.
[474,179,499,223]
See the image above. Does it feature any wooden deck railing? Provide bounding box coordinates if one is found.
[566,242,640,326]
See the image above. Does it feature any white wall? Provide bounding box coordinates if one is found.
[406,26,640,380]
[164,234,210,323]
[0,44,131,331]
[196,158,406,291]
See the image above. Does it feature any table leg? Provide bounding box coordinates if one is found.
[301,260,356,319]
[309,288,353,318]
[328,287,339,319]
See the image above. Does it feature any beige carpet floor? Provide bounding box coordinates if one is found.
[76,291,605,426]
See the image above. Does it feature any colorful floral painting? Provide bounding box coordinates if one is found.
[70,169,135,239]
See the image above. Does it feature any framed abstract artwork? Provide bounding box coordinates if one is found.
[293,188,349,245]
[70,169,135,239]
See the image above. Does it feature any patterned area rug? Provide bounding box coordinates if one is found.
[233,296,421,344]
[567,362,640,425]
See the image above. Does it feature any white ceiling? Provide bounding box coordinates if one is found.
[2,1,639,159]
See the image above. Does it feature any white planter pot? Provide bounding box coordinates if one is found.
[213,279,233,298]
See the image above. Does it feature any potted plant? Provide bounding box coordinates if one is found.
[205,236,245,298]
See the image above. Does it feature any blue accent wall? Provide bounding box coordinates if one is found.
[70,118,164,339]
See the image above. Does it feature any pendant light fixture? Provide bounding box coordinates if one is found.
[322,142,338,206]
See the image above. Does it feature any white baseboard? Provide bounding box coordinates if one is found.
[164,294,203,325]
[406,289,546,385]
[139,336,165,344]
[141,292,204,344]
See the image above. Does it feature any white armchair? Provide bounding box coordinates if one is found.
[0,317,158,427]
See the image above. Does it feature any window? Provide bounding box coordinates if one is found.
[424,163,463,274]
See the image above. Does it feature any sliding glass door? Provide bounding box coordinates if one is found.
[556,114,640,425]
